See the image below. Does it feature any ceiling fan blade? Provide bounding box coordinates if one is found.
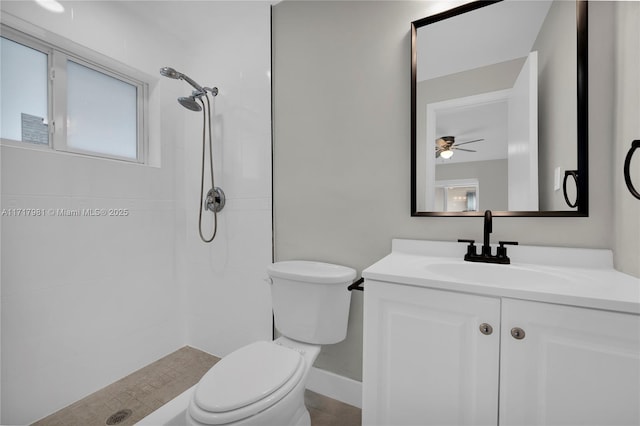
[455,138,484,146]
[455,148,477,152]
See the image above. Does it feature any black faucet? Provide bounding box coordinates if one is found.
[482,209,492,256]
[458,210,518,264]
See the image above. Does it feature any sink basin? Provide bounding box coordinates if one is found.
[362,240,639,314]
[425,261,576,287]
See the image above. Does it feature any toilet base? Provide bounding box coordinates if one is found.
[135,387,311,426]
[295,407,311,426]
[186,338,320,426]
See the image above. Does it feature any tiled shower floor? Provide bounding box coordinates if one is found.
[31,346,361,426]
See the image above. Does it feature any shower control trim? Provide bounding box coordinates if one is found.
[161,66,222,242]
[205,187,225,213]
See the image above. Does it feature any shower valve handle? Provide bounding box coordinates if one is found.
[205,187,226,213]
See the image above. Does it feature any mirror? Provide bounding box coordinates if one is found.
[411,0,588,217]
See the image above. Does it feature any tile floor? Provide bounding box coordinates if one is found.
[31,346,361,426]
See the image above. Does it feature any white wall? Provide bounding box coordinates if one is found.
[272,0,625,382]
[0,81,3,424]
[533,0,577,211]
[613,1,640,277]
[173,1,274,357]
[0,1,273,424]
[0,3,185,424]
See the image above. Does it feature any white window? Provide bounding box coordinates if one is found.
[0,26,147,163]
[0,36,50,144]
[63,59,140,160]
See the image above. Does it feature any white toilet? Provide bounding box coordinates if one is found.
[186,260,356,426]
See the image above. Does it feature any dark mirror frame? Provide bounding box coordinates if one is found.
[411,0,588,217]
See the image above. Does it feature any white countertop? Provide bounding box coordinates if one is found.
[362,239,640,314]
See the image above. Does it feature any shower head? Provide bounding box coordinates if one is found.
[159,66,180,79]
[178,96,202,112]
[160,66,205,93]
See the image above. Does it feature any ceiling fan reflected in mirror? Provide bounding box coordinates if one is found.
[435,136,484,159]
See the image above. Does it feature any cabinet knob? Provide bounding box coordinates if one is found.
[511,327,526,340]
[479,323,493,335]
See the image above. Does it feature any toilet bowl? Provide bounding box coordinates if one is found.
[186,261,356,426]
[186,337,320,426]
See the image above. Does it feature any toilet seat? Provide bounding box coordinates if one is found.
[189,341,305,425]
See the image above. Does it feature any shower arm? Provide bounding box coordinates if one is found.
[160,67,217,97]
[179,77,218,98]
[191,87,219,98]
[179,74,205,94]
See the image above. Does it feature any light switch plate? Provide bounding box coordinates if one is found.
[554,167,561,191]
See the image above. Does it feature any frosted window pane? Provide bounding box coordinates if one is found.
[0,37,49,143]
[67,60,137,159]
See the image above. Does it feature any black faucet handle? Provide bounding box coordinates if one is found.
[497,241,518,259]
[458,239,477,257]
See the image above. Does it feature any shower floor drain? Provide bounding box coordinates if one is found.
[106,409,132,425]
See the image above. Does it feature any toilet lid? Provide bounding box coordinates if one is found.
[268,261,356,284]
[194,341,303,413]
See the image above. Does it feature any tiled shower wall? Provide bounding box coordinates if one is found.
[0,3,185,424]
[0,2,273,424]
[173,1,274,359]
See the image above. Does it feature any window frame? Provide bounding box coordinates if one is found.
[1,24,149,164]
[0,26,53,150]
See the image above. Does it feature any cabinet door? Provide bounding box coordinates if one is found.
[363,281,501,425]
[500,299,640,425]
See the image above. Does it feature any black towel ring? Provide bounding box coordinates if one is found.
[563,170,579,208]
[624,140,640,200]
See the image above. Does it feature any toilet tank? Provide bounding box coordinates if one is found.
[267,261,356,345]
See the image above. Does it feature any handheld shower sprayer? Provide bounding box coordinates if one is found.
[160,66,224,242]
[160,67,219,111]
[160,66,205,94]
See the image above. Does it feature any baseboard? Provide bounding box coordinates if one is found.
[306,367,362,409]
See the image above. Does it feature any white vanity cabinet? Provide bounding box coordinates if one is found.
[362,282,501,425]
[499,299,640,426]
[363,280,640,426]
